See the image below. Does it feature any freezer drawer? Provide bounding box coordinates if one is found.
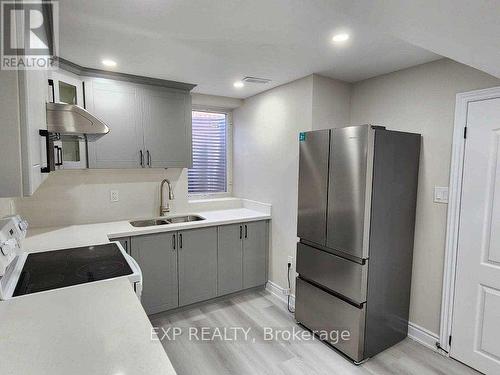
[296,242,368,303]
[295,278,366,362]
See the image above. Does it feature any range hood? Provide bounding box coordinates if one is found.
[45,102,109,141]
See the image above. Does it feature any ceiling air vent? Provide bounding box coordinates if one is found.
[242,76,271,84]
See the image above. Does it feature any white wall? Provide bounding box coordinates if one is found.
[350,58,500,334]
[15,169,185,227]
[0,198,15,217]
[233,74,352,292]
[312,74,351,130]
[14,168,244,228]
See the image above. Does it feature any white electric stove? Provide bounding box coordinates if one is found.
[0,215,142,300]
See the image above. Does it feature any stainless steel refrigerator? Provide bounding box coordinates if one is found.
[295,124,421,363]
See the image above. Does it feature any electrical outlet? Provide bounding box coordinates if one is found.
[283,288,291,296]
[287,256,294,265]
[110,190,119,203]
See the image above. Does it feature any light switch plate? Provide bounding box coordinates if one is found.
[434,187,449,204]
[110,190,119,203]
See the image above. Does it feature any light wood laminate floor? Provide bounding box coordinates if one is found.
[149,290,479,375]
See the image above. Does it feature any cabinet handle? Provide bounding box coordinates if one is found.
[124,240,128,254]
[179,233,183,249]
[55,146,63,166]
[245,225,248,239]
[239,225,242,239]
[140,150,144,167]
[172,234,176,250]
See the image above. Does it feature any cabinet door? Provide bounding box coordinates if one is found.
[131,232,178,314]
[218,224,243,296]
[50,70,87,170]
[141,87,192,168]
[178,227,217,306]
[243,221,268,288]
[18,69,49,196]
[86,79,144,168]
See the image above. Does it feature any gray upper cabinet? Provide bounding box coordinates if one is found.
[1,69,48,197]
[86,80,144,168]
[218,224,244,296]
[243,221,268,288]
[130,232,178,315]
[141,87,192,168]
[178,227,217,306]
[85,78,192,169]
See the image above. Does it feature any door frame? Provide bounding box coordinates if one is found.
[439,86,500,354]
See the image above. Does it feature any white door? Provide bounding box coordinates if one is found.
[452,97,500,374]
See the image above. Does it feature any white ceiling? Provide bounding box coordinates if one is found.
[59,1,499,99]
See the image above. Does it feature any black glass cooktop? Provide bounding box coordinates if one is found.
[13,243,133,297]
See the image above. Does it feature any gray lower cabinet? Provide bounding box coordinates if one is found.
[243,221,268,288]
[113,237,131,254]
[217,224,244,296]
[128,221,268,315]
[130,232,179,315]
[178,227,217,306]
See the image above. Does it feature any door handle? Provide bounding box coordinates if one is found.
[239,225,242,239]
[179,233,183,249]
[172,234,176,250]
[245,225,248,239]
[147,150,151,167]
[140,150,144,167]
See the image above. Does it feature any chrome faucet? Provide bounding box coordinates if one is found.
[160,179,174,216]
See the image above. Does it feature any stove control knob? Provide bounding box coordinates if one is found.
[0,239,17,256]
[18,219,28,233]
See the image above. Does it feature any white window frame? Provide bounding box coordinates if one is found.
[188,106,233,199]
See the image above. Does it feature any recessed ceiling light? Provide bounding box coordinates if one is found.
[233,81,244,88]
[332,33,350,43]
[102,59,117,67]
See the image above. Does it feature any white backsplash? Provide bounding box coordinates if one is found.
[0,198,15,218]
[14,168,247,228]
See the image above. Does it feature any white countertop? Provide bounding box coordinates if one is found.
[24,208,271,253]
[1,207,271,374]
[0,278,176,375]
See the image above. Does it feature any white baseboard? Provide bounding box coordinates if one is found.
[266,280,440,354]
[407,322,440,352]
[266,280,295,308]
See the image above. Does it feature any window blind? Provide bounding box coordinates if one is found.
[188,111,227,194]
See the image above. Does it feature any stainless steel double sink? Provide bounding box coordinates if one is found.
[130,215,205,228]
